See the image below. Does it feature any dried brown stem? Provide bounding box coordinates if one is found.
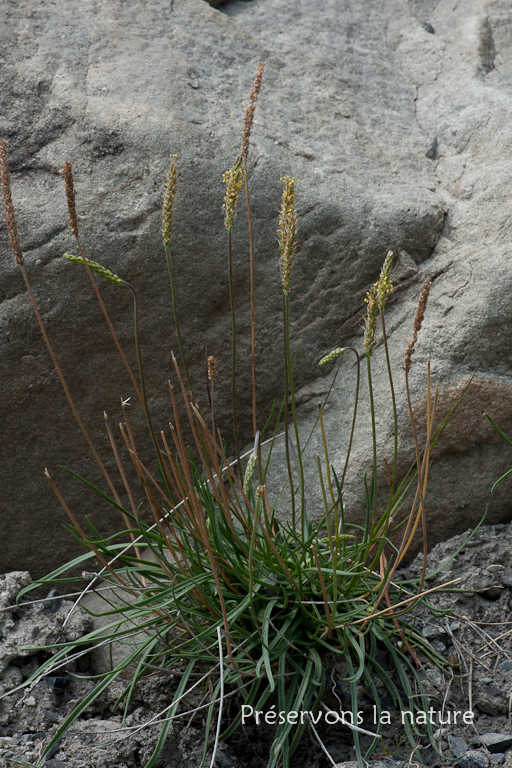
[0,140,23,264]
[0,143,119,502]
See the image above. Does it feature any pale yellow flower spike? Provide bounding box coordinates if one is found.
[222,156,245,232]
[278,176,299,296]
[63,253,124,286]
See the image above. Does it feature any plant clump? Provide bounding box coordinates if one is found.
[0,68,468,768]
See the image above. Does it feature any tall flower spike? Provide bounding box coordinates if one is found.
[222,155,244,231]
[243,453,257,497]
[363,251,395,357]
[278,177,298,296]
[404,280,431,372]
[376,250,394,311]
[363,284,379,357]
[319,347,346,366]
[0,140,23,264]
[63,254,124,285]
[241,62,265,159]
[243,431,260,497]
[60,161,79,237]
[162,155,178,249]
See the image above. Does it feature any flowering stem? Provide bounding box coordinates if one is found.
[227,230,241,470]
[285,293,305,533]
[164,244,191,393]
[366,354,378,527]
[124,281,163,471]
[338,348,361,491]
[380,310,397,498]
[283,294,296,528]
[243,156,257,442]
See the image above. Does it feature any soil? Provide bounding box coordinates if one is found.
[2,521,512,768]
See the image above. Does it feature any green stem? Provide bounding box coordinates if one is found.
[380,310,397,500]
[125,282,166,476]
[318,404,337,618]
[366,354,378,528]
[243,156,257,440]
[285,294,305,534]
[75,239,143,404]
[248,493,262,629]
[316,452,337,618]
[283,295,296,528]
[228,230,241,470]
[339,347,361,492]
[164,244,191,392]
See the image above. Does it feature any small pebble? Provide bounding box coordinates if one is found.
[426,136,438,159]
[24,696,36,707]
[448,734,469,758]
[422,621,444,639]
[498,659,512,671]
[426,667,444,687]
[422,21,435,33]
[43,588,62,612]
[455,750,489,768]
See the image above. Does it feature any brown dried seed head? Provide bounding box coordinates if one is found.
[60,161,79,237]
[255,484,266,499]
[241,62,265,159]
[208,355,216,384]
[0,140,23,265]
[404,280,431,372]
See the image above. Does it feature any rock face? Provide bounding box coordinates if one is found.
[1,0,511,576]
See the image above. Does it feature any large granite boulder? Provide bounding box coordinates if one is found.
[0,0,510,576]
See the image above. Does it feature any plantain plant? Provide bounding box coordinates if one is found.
[0,65,465,768]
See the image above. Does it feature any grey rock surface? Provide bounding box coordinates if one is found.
[1,0,512,575]
[259,0,512,549]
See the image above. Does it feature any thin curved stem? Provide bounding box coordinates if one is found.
[283,294,296,528]
[75,237,143,404]
[164,243,191,392]
[285,294,305,533]
[124,281,165,475]
[339,347,361,492]
[366,354,378,527]
[380,310,398,499]
[18,261,118,500]
[243,156,257,439]
[227,230,241,470]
